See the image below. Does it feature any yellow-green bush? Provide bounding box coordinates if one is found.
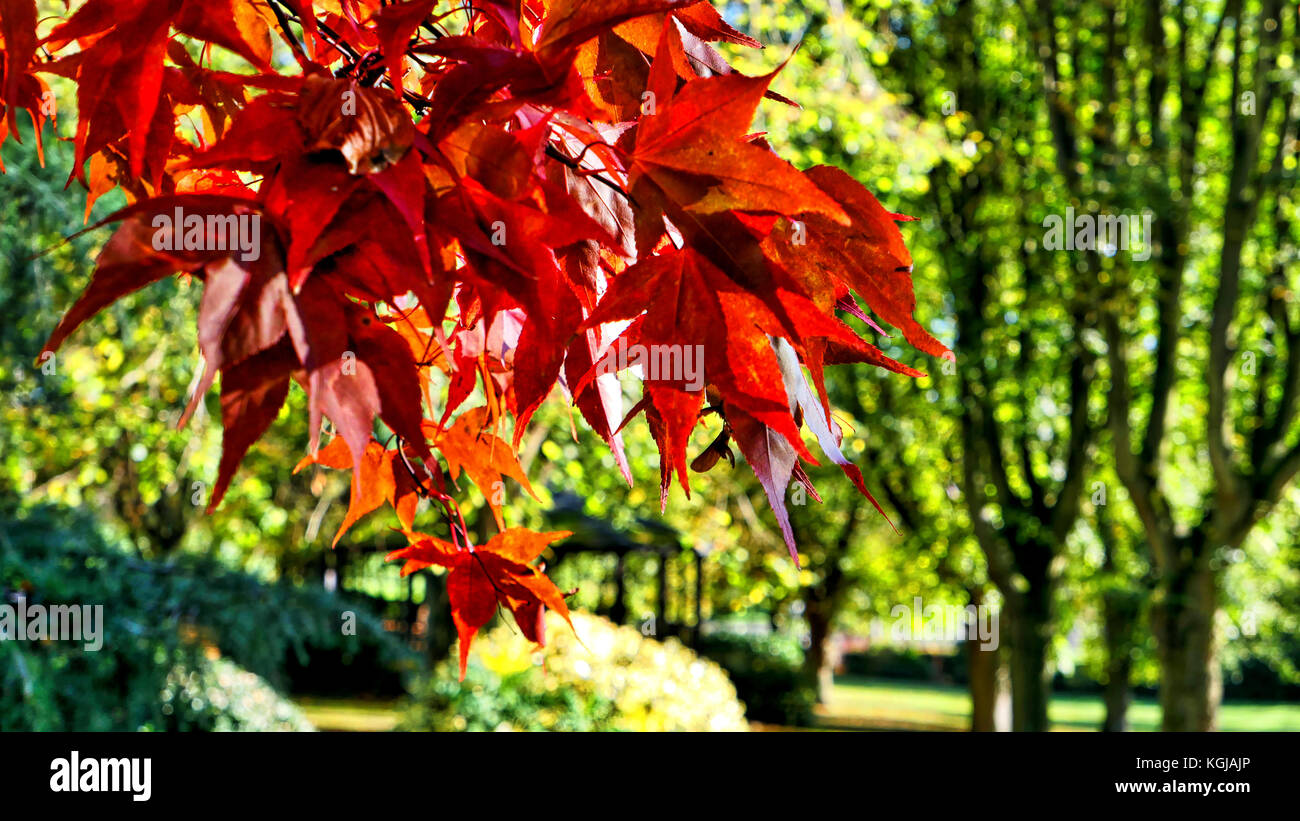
[400,611,748,732]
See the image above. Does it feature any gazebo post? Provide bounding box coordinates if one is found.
[693,547,704,646]
[611,552,627,625]
[656,547,667,638]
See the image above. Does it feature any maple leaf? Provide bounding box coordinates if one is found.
[771,336,892,529]
[726,402,802,564]
[533,0,698,65]
[624,384,704,510]
[583,1,795,122]
[40,195,268,358]
[0,0,36,120]
[387,528,574,679]
[41,0,273,181]
[293,436,424,547]
[782,165,950,360]
[297,74,415,175]
[210,336,298,512]
[427,406,538,530]
[0,0,52,170]
[371,0,436,94]
[580,246,815,459]
[619,23,847,258]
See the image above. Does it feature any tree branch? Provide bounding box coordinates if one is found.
[1102,310,1175,568]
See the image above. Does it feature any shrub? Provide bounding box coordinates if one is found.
[0,503,410,730]
[694,631,817,726]
[159,658,315,732]
[399,611,748,732]
[841,648,944,681]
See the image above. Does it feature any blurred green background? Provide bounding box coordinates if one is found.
[2,0,1298,731]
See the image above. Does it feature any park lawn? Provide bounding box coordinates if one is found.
[289,680,1300,732]
[821,676,1300,731]
[294,697,402,732]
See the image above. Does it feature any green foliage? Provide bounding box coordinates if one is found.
[840,648,942,681]
[157,658,315,732]
[399,611,748,732]
[736,0,1300,720]
[0,503,414,730]
[694,630,817,726]
[398,665,618,732]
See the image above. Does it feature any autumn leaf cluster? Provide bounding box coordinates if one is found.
[0,0,947,675]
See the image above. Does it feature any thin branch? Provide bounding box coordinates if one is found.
[544,144,637,206]
[267,0,310,65]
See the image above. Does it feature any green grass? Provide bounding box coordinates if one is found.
[294,697,402,732]
[821,676,1300,731]
[291,680,1300,732]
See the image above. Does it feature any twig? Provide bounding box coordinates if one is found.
[267,0,310,64]
[544,144,636,205]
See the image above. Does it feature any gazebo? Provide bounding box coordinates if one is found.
[545,492,708,644]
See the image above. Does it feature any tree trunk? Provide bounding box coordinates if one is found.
[995,660,1013,730]
[1004,576,1053,732]
[1101,671,1133,732]
[965,588,1007,731]
[424,573,454,664]
[966,636,1003,731]
[794,504,859,703]
[803,596,836,703]
[1154,556,1221,731]
[1100,585,1142,732]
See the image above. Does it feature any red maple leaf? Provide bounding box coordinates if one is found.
[388,528,574,679]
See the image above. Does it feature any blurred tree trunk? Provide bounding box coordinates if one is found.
[798,505,862,704]
[1097,506,1143,732]
[1100,590,1139,732]
[850,374,1010,729]
[1001,563,1053,733]
[965,637,997,731]
[1153,553,1221,731]
[1099,591,1141,731]
[955,341,1083,734]
[965,587,1007,731]
[803,590,837,703]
